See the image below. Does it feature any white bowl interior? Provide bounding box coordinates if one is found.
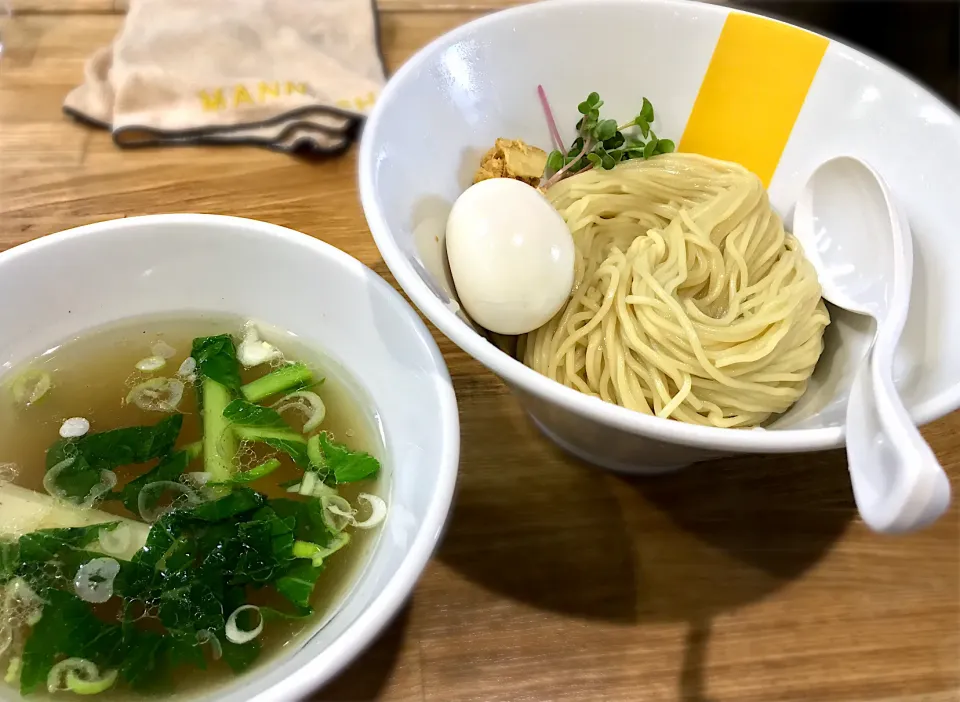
[361,0,960,441]
[0,215,458,701]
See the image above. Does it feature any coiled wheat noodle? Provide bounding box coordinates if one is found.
[519,152,830,428]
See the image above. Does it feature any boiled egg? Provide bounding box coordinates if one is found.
[445,178,574,335]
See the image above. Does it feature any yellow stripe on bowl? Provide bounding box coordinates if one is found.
[678,12,829,187]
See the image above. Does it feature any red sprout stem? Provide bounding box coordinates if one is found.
[542,138,593,190]
[537,84,564,153]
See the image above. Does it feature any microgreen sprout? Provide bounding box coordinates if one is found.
[540,89,675,189]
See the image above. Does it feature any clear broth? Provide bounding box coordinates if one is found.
[0,314,385,700]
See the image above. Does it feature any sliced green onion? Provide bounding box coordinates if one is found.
[4,657,20,685]
[299,471,318,496]
[138,481,200,523]
[273,390,326,433]
[240,362,314,403]
[292,540,320,559]
[177,356,197,381]
[1,579,43,658]
[238,324,283,368]
[97,524,130,557]
[5,578,44,621]
[312,481,338,499]
[66,668,118,695]
[74,557,120,604]
[355,493,387,529]
[42,455,76,500]
[291,533,351,567]
[151,341,177,359]
[135,356,167,372]
[47,659,112,694]
[11,369,52,406]
[59,417,90,439]
[43,457,117,509]
[312,532,350,566]
[320,494,355,532]
[125,377,184,412]
[80,471,117,510]
[286,478,337,498]
[225,605,263,644]
[318,531,350,555]
[234,458,281,483]
[195,629,222,661]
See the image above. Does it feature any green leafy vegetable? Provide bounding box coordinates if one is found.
[19,588,205,694]
[543,90,675,188]
[8,524,119,598]
[19,590,123,694]
[8,483,358,694]
[275,561,324,610]
[233,507,296,583]
[657,139,676,153]
[16,524,111,562]
[269,498,335,546]
[113,449,191,515]
[220,638,260,673]
[45,415,183,502]
[7,330,384,697]
[240,363,315,403]
[316,432,381,484]
[64,416,183,469]
[231,458,282,483]
[191,335,242,392]
[257,436,309,468]
[115,630,170,691]
[190,487,265,522]
[158,581,225,634]
[223,399,291,428]
[223,399,309,467]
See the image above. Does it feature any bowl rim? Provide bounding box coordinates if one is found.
[0,213,461,700]
[359,0,960,453]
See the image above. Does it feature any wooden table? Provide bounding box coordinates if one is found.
[1,3,957,701]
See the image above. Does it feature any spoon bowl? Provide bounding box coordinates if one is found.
[794,157,898,318]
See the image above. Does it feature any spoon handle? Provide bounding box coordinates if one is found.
[845,339,951,533]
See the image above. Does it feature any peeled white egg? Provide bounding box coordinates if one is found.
[445,178,574,335]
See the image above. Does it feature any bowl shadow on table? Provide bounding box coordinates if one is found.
[436,392,857,701]
[621,447,856,701]
[310,605,411,701]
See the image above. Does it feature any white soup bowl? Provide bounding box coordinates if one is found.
[0,214,460,701]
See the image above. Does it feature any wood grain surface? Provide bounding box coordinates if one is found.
[0,3,957,702]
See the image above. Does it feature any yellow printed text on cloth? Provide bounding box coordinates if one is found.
[197,83,377,114]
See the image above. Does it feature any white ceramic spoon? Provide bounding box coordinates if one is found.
[792,156,951,534]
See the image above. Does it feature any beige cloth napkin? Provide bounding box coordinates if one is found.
[64,0,386,153]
